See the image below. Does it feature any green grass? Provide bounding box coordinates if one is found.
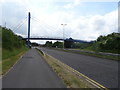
[0,47,2,75]
[1,26,29,75]
[2,47,29,75]
[85,46,119,54]
[2,47,26,60]
[53,48,120,61]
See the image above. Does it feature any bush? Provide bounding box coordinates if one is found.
[2,26,27,51]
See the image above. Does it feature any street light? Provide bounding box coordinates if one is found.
[61,24,67,49]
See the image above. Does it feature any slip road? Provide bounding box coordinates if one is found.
[2,48,65,88]
[40,48,119,88]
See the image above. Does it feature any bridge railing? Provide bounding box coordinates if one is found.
[22,36,92,43]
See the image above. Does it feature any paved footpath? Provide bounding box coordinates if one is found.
[2,48,66,88]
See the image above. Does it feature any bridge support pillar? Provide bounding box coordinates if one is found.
[28,12,31,48]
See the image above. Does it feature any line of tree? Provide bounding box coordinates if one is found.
[44,32,120,54]
[85,32,120,54]
[44,41,63,48]
[44,38,75,48]
[97,33,120,53]
[44,38,92,49]
[1,26,27,51]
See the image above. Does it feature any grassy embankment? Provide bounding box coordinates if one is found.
[0,27,2,75]
[2,47,28,75]
[1,26,29,75]
[71,33,120,60]
[73,33,120,54]
[53,48,120,61]
[37,49,107,89]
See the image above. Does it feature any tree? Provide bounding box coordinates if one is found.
[45,41,52,47]
[52,41,63,48]
[2,26,27,50]
[31,42,39,46]
[64,38,74,48]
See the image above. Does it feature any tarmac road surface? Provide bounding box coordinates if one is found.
[40,48,119,88]
[2,48,66,88]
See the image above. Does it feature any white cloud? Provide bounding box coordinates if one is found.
[63,0,81,9]
[69,9,118,41]
[1,0,118,44]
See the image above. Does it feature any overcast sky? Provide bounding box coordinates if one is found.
[1,0,119,44]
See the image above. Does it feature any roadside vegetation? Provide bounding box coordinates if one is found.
[1,26,29,75]
[44,33,120,54]
[42,33,120,60]
[85,33,120,54]
[55,48,120,60]
[0,26,2,75]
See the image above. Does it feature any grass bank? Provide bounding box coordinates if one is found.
[1,26,29,75]
[2,47,29,75]
[53,48,120,61]
[0,48,1,76]
[37,48,107,89]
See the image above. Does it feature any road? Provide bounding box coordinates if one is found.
[39,48,119,88]
[2,48,65,88]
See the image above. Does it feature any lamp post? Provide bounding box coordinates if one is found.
[61,24,67,49]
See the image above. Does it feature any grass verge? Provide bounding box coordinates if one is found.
[53,48,120,61]
[2,47,29,75]
[37,48,107,89]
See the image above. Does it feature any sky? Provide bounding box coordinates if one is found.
[1,0,119,44]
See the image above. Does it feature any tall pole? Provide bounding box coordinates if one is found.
[28,12,31,48]
[118,1,120,33]
[61,24,67,49]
